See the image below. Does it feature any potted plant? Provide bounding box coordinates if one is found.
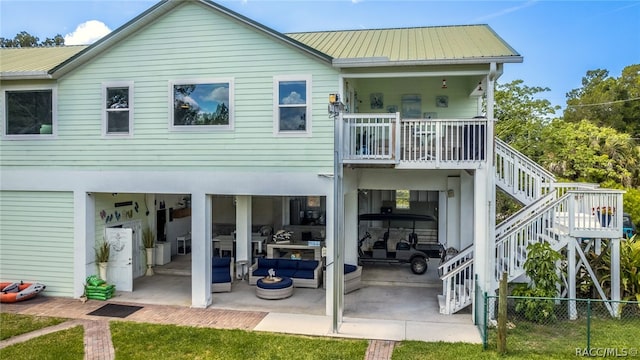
[142,226,155,276]
[95,239,110,281]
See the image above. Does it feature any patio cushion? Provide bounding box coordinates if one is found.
[212,267,231,283]
[212,257,231,267]
[298,260,319,270]
[256,277,293,289]
[211,257,232,284]
[344,264,357,274]
[278,259,300,270]
[275,268,297,278]
[294,270,315,279]
[258,258,279,269]
[252,267,270,277]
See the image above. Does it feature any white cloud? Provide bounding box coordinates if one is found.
[64,20,111,45]
[282,91,305,105]
[204,87,230,106]
[474,0,538,22]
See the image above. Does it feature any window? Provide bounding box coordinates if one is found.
[171,79,233,130]
[396,190,410,209]
[103,82,133,136]
[2,88,55,137]
[274,76,311,135]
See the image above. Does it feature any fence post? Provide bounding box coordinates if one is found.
[586,299,591,352]
[497,272,507,355]
[483,290,488,350]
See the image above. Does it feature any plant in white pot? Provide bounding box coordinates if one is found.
[95,239,110,281]
[142,226,155,276]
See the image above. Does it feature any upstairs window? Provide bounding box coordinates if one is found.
[3,88,55,137]
[103,82,133,136]
[171,79,233,130]
[274,76,311,135]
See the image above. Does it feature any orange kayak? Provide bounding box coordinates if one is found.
[1,282,46,303]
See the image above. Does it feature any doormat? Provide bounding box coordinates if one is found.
[87,304,143,318]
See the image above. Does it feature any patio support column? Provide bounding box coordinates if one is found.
[568,238,577,320]
[474,167,490,295]
[75,191,94,298]
[344,188,358,265]
[235,195,251,264]
[610,238,621,316]
[191,192,212,308]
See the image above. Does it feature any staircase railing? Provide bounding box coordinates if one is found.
[494,189,624,285]
[495,138,556,205]
[439,257,474,314]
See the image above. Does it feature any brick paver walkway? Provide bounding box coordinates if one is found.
[1,297,394,359]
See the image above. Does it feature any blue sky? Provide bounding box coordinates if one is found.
[1,0,639,110]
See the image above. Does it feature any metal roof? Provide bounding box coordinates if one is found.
[286,25,522,67]
[0,46,88,79]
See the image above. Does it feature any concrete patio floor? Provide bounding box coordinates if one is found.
[109,254,480,342]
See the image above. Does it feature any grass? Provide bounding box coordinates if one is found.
[0,313,67,340]
[110,321,369,360]
[2,313,638,359]
[0,326,84,360]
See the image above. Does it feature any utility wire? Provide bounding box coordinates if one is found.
[566,97,640,108]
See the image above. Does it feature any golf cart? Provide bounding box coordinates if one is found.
[358,213,441,274]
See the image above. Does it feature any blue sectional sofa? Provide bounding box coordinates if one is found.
[249,257,321,288]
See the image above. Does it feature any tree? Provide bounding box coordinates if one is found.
[540,120,640,187]
[0,31,65,47]
[564,65,640,137]
[494,80,560,161]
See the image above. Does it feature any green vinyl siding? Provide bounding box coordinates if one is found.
[0,191,74,297]
[0,2,337,172]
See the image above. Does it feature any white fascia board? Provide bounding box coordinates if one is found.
[333,56,523,68]
[343,70,490,79]
[0,71,52,80]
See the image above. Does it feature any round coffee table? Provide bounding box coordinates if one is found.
[256,276,293,300]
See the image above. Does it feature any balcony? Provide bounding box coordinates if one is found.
[342,113,488,169]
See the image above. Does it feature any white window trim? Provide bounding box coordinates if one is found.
[273,75,312,137]
[102,81,134,138]
[169,78,234,132]
[1,84,57,140]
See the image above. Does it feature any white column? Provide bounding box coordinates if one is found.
[191,192,211,308]
[438,191,447,247]
[235,196,252,263]
[343,190,358,265]
[446,177,461,250]
[474,168,490,292]
[568,238,577,320]
[75,191,94,298]
[610,238,621,316]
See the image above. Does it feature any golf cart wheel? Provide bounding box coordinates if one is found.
[411,257,428,274]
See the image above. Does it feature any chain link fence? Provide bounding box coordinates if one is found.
[481,293,640,355]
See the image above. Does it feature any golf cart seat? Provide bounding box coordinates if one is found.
[372,232,389,257]
[372,231,389,249]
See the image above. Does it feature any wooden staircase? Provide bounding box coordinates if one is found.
[438,138,624,315]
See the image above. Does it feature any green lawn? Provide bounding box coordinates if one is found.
[0,313,67,340]
[110,321,368,360]
[2,313,638,360]
[0,326,85,360]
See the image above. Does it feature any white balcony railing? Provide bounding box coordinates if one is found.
[342,113,488,167]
